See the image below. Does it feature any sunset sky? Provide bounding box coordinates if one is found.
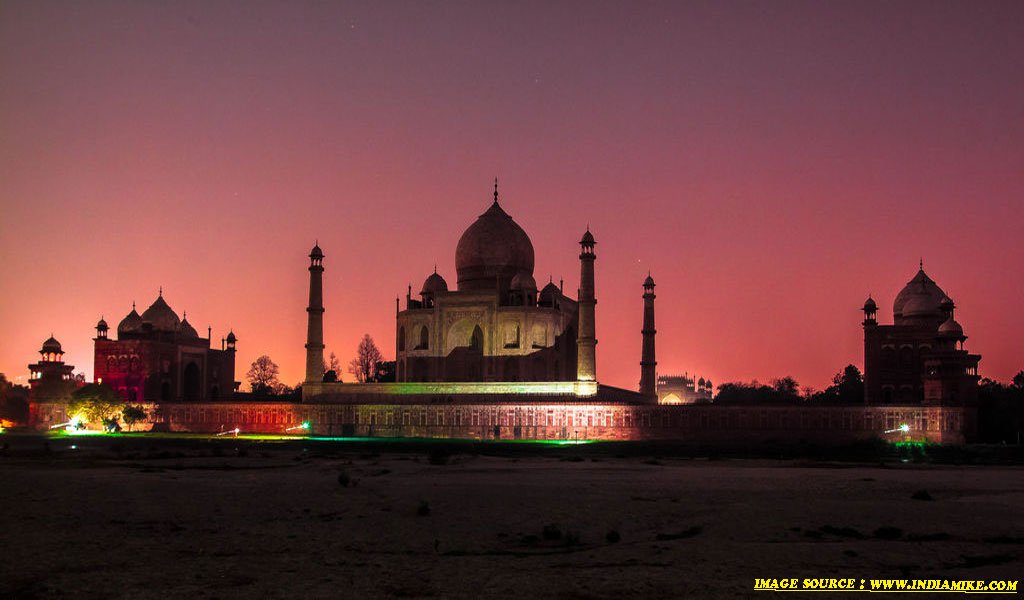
[1,0,1021,392]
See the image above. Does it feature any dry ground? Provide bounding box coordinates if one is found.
[1,441,1022,599]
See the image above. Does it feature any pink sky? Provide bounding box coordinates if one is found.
[1,1,1021,391]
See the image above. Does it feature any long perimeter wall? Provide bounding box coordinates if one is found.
[30,401,974,444]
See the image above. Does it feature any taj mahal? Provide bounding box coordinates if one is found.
[301,180,655,408]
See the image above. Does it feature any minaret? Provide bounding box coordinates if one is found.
[862,295,878,404]
[640,273,657,397]
[576,228,597,382]
[304,242,325,383]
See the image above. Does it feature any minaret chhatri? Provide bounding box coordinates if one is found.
[576,228,597,382]
[304,242,325,384]
[640,273,657,397]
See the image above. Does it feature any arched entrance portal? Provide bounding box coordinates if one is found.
[183,362,201,401]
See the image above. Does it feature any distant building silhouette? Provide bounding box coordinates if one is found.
[27,335,78,403]
[862,263,980,405]
[657,374,713,404]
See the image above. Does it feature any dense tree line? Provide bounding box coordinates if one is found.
[714,365,864,406]
[0,373,29,425]
[977,373,1024,444]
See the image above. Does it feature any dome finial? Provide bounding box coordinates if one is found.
[919,257,924,270]
[493,177,499,204]
[159,286,163,297]
[434,263,437,274]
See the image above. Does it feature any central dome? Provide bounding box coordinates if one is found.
[893,267,947,323]
[455,197,535,291]
[141,293,181,332]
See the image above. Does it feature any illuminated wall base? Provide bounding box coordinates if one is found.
[29,401,974,444]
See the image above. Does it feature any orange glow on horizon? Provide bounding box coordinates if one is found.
[1,2,1021,391]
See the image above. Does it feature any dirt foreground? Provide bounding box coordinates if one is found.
[1,439,1022,599]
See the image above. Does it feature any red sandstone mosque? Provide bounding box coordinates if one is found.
[92,292,239,404]
[27,183,981,443]
[861,263,981,407]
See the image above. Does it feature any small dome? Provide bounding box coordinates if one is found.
[455,197,535,291]
[96,317,109,330]
[863,296,877,311]
[421,271,448,295]
[226,330,237,343]
[938,317,964,337]
[118,307,143,334]
[580,229,595,245]
[310,243,324,259]
[510,272,537,291]
[141,293,181,332]
[698,377,706,386]
[180,316,198,338]
[643,274,656,288]
[540,279,560,299]
[40,336,62,354]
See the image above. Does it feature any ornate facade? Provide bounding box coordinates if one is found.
[303,181,659,409]
[393,182,584,383]
[93,292,239,403]
[862,264,981,405]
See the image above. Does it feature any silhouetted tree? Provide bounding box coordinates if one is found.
[977,376,1024,443]
[68,383,122,424]
[0,373,28,424]
[323,352,341,382]
[348,335,383,383]
[372,360,396,383]
[714,379,803,405]
[247,355,281,394]
[808,364,864,405]
[122,405,147,432]
[772,377,800,397]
